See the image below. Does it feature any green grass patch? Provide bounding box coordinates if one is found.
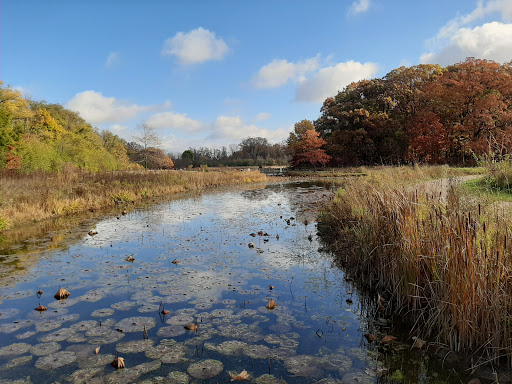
[460,177,512,202]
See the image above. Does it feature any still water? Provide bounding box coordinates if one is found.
[0,181,468,383]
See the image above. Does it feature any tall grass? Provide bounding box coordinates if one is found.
[0,169,266,230]
[322,167,512,367]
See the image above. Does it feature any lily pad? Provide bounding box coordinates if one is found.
[115,316,156,332]
[341,371,375,384]
[30,342,61,356]
[67,367,105,383]
[0,342,31,356]
[35,351,77,370]
[39,327,76,342]
[110,301,137,311]
[35,319,63,332]
[71,320,98,332]
[187,359,223,379]
[167,371,190,384]
[254,374,288,384]
[284,355,324,378]
[77,353,115,368]
[157,325,186,338]
[166,314,194,326]
[91,308,115,317]
[0,320,33,334]
[206,340,248,356]
[244,344,271,359]
[1,355,33,370]
[116,339,155,354]
[0,308,20,320]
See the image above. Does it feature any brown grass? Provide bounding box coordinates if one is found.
[322,165,512,367]
[0,168,266,230]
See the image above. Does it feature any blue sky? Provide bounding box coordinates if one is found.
[2,0,511,153]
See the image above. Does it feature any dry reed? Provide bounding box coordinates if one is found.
[323,169,512,367]
[0,169,266,230]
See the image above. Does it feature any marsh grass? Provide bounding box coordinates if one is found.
[0,169,266,230]
[322,165,512,367]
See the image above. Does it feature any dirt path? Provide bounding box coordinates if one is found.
[413,175,482,202]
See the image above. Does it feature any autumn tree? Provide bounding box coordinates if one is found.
[287,120,330,168]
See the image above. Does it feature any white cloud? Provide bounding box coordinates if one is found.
[435,0,512,40]
[145,111,203,133]
[66,90,172,124]
[110,124,127,133]
[162,27,229,65]
[252,57,320,89]
[423,1,512,65]
[295,61,378,103]
[105,52,120,68]
[350,0,371,14]
[253,112,271,122]
[209,115,290,142]
[421,21,512,65]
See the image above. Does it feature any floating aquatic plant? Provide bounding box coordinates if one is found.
[30,342,61,356]
[187,359,223,380]
[35,351,77,370]
[0,342,31,356]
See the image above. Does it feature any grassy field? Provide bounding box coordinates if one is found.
[320,165,512,367]
[0,168,267,231]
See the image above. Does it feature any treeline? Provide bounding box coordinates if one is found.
[0,83,175,172]
[293,58,512,166]
[172,137,288,168]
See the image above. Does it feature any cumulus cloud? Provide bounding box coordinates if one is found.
[435,0,512,40]
[253,112,271,122]
[162,27,229,65]
[66,90,172,124]
[144,111,203,133]
[423,1,512,65]
[209,115,290,142]
[295,61,378,103]
[421,21,512,65]
[349,0,371,14]
[252,57,320,89]
[105,52,120,68]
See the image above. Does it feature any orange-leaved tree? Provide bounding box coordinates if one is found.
[287,120,330,168]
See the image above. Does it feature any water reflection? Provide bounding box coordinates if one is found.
[0,181,471,383]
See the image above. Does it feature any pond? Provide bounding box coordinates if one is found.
[0,181,472,383]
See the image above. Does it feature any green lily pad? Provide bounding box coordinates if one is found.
[0,343,31,356]
[187,359,223,379]
[30,342,61,356]
[35,351,77,370]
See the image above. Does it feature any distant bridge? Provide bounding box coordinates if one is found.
[259,167,288,176]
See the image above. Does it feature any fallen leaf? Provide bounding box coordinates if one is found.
[172,259,179,265]
[248,243,255,249]
[412,336,426,349]
[266,299,278,310]
[124,255,135,262]
[381,335,397,344]
[34,305,47,312]
[364,333,376,342]
[111,356,125,369]
[54,288,70,300]
[269,285,275,291]
[229,369,249,381]
[161,310,170,315]
[37,289,43,296]
[88,230,98,236]
[184,323,198,332]
[94,347,100,354]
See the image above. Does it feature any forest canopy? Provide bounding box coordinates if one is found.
[302,58,512,166]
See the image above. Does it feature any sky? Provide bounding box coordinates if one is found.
[2,0,512,154]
